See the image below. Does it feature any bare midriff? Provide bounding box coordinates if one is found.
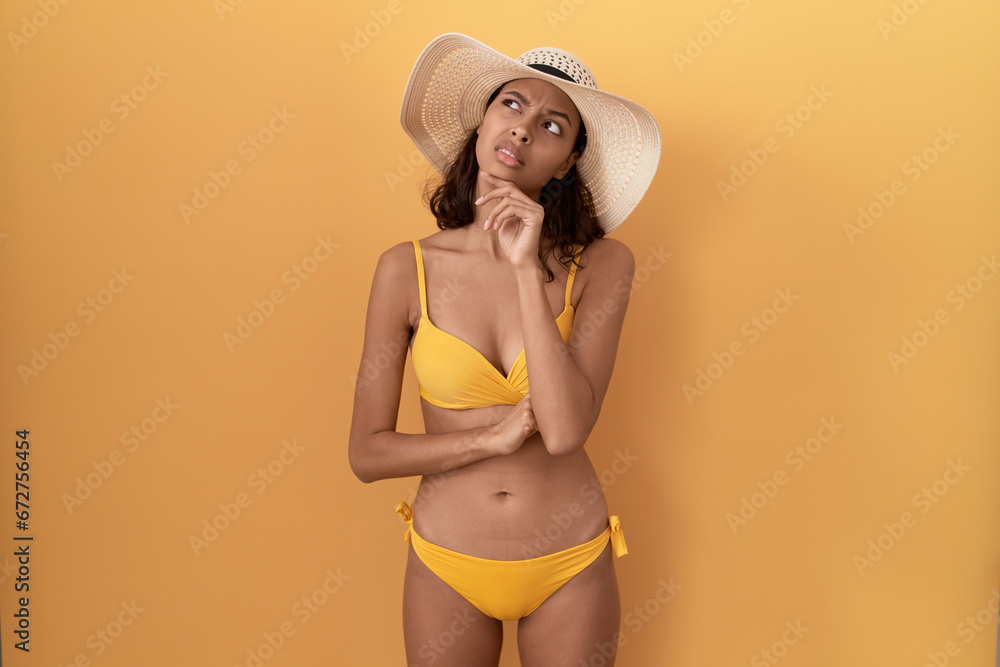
[410,399,610,561]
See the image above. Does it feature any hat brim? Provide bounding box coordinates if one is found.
[399,32,662,234]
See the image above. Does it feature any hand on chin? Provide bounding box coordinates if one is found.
[476,170,545,271]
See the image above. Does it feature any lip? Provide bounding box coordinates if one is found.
[495,142,524,166]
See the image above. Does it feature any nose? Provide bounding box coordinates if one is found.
[510,127,530,143]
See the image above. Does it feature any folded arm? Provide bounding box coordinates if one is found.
[515,238,635,456]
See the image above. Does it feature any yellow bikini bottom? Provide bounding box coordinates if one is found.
[395,501,628,621]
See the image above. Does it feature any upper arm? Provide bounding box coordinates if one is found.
[566,238,635,433]
[347,242,415,477]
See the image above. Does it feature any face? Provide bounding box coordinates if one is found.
[475,77,582,200]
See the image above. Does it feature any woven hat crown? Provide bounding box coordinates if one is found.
[515,47,598,89]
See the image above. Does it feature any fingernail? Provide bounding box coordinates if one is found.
[474,196,483,204]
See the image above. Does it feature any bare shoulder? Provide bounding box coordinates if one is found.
[579,236,635,279]
[374,237,436,288]
[367,240,420,324]
[376,238,418,270]
[376,232,450,267]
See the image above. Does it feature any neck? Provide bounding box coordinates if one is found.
[463,218,505,259]
[458,219,551,264]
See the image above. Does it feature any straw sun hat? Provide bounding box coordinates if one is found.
[399,32,662,234]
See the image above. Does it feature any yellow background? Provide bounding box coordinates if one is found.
[1,0,998,665]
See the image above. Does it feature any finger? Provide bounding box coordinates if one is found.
[476,182,521,205]
[490,205,526,231]
[485,199,515,228]
[492,206,532,231]
[499,210,527,231]
[475,187,510,206]
[487,197,533,224]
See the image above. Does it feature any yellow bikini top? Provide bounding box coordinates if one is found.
[410,239,579,410]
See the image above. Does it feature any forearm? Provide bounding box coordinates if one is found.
[350,425,497,484]
[514,264,593,455]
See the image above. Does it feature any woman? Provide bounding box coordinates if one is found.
[348,33,661,666]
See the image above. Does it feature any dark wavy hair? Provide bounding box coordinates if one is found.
[422,80,604,282]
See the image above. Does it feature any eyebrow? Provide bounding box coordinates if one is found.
[503,90,574,129]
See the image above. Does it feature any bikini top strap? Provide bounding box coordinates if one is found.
[411,240,428,317]
[565,244,581,308]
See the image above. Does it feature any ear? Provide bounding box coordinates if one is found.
[553,151,579,180]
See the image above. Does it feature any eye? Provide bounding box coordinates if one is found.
[501,97,563,136]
